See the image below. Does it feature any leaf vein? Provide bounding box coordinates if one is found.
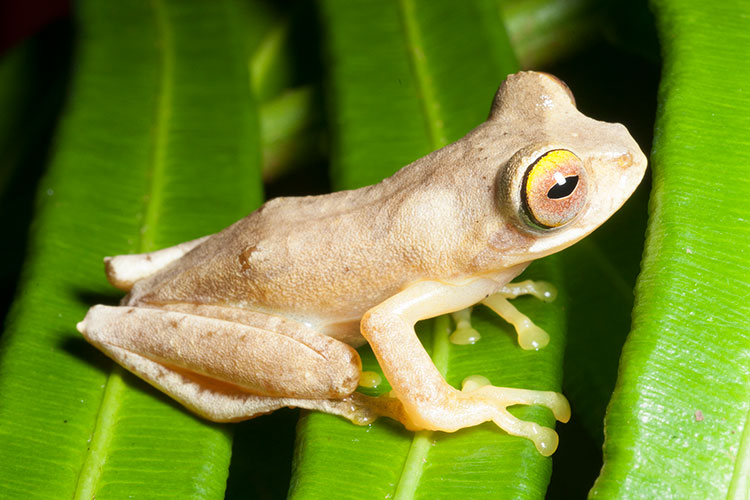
[396,0,448,149]
[73,0,174,496]
[141,0,174,252]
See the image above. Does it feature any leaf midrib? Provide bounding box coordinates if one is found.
[728,403,750,499]
[393,317,452,500]
[72,0,173,497]
[141,0,173,253]
[392,2,451,496]
[396,0,448,149]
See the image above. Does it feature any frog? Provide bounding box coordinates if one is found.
[77,71,647,456]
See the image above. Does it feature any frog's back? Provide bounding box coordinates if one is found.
[124,117,521,329]
[126,146,485,325]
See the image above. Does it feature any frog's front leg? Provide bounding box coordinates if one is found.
[450,280,557,349]
[361,279,570,456]
[77,304,407,424]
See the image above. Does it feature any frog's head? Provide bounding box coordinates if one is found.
[487,71,648,263]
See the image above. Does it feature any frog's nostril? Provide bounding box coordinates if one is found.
[615,152,633,169]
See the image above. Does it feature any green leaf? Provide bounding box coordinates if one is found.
[0,1,262,498]
[591,0,750,497]
[288,1,573,499]
[322,0,517,191]
[500,0,604,69]
[10,0,733,497]
[260,85,325,183]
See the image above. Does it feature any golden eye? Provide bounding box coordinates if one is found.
[522,149,587,229]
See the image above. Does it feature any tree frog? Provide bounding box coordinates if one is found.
[78,71,647,456]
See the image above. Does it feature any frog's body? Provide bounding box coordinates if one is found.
[78,72,647,456]
[126,138,523,343]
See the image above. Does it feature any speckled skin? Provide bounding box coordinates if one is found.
[78,72,647,454]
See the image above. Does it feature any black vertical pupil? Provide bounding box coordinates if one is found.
[547,175,579,199]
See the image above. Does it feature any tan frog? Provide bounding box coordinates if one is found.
[78,71,647,456]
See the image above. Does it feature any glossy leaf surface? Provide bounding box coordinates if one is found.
[591,0,750,498]
[2,0,746,498]
[0,1,262,498]
[289,2,567,499]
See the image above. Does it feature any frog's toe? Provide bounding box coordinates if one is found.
[489,405,560,456]
[449,324,481,345]
[454,385,567,454]
[473,385,570,422]
[482,294,551,350]
[527,424,559,457]
[449,307,481,345]
[517,324,550,350]
[532,281,558,303]
[553,393,571,423]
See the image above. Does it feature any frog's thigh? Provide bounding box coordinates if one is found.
[78,305,361,409]
[105,235,210,291]
[94,342,295,421]
[88,341,391,423]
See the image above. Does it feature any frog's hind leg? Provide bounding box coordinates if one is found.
[77,304,402,424]
[105,236,210,291]
[91,341,395,425]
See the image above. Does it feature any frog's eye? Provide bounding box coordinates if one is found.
[522,149,587,229]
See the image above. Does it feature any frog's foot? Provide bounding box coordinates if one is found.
[346,382,569,455]
[473,385,569,455]
[409,385,569,456]
[482,294,550,350]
